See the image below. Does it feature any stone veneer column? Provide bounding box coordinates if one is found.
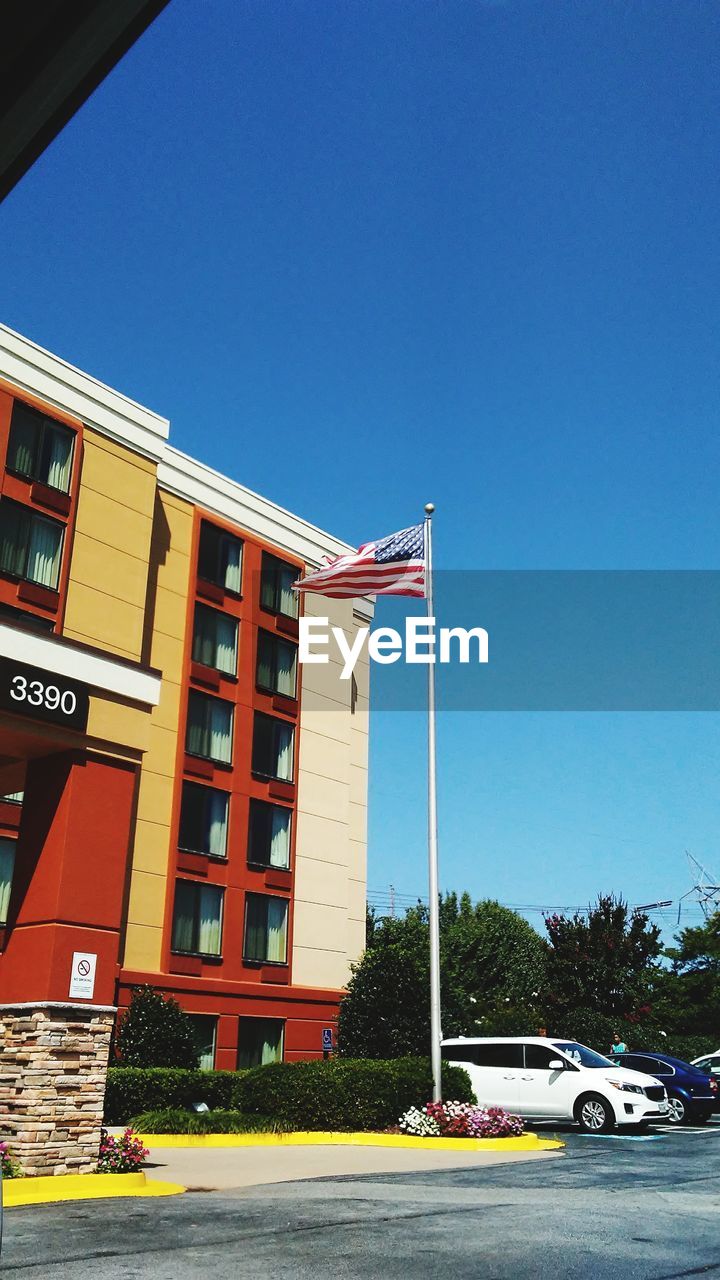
[0,1002,116,1176]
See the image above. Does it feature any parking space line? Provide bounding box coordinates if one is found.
[575,1133,665,1142]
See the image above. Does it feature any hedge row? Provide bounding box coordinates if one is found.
[104,1068,248,1124]
[105,1058,474,1129]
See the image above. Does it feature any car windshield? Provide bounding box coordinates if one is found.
[552,1041,615,1068]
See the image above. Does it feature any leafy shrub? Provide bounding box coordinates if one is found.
[116,986,199,1068]
[0,1141,22,1178]
[97,1128,148,1173]
[400,1101,524,1139]
[104,1068,248,1124]
[236,1057,474,1131]
[129,1109,279,1134]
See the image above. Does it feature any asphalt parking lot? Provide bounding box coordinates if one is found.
[3,1119,719,1279]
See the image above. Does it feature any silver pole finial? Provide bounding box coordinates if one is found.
[424,502,435,516]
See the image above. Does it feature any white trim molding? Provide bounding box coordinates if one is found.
[159,446,375,618]
[0,624,161,706]
[0,324,169,464]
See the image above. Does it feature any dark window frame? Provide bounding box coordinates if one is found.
[237,1016,285,1069]
[0,498,65,591]
[197,521,243,595]
[260,552,299,619]
[255,629,298,698]
[243,891,289,965]
[185,690,235,766]
[247,797,292,870]
[251,711,294,782]
[6,401,76,494]
[191,602,239,677]
[178,780,230,859]
[170,878,225,958]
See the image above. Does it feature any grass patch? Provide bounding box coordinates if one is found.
[129,1108,280,1134]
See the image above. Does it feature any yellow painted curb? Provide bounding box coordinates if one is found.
[136,1131,563,1152]
[4,1171,185,1208]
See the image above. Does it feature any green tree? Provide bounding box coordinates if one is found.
[116,985,200,1068]
[543,894,662,1046]
[338,893,546,1058]
[650,910,720,1040]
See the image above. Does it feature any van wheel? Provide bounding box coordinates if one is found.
[575,1093,614,1133]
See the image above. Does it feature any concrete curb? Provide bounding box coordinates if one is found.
[136,1131,563,1152]
[4,1171,185,1208]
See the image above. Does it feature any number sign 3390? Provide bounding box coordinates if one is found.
[0,657,89,731]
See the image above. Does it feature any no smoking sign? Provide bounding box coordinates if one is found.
[69,952,97,1000]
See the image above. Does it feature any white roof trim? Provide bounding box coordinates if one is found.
[0,324,169,464]
[0,624,161,706]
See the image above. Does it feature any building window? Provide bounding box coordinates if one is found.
[171,880,224,956]
[251,713,294,782]
[0,837,16,925]
[178,782,229,858]
[192,603,238,676]
[7,401,74,493]
[237,1017,284,1069]
[260,553,298,619]
[188,1014,217,1071]
[256,631,297,698]
[0,500,63,590]
[244,893,288,964]
[248,799,291,869]
[198,521,243,594]
[186,691,234,765]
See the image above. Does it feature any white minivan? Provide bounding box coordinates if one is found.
[441,1036,669,1133]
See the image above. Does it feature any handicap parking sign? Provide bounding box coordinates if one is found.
[322,1027,334,1051]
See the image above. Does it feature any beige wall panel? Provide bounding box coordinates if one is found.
[296,771,349,825]
[349,800,368,846]
[292,944,349,991]
[122,923,162,975]
[149,679,182,735]
[291,900,350,954]
[297,728,350,786]
[347,872,367,919]
[294,856,348,909]
[294,810,349,868]
[344,916,366,968]
[63,583,144,659]
[350,735,369,777]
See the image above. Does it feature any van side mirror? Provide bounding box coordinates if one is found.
[548,1059,565,1071]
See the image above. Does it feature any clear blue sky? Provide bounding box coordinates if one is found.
[2,0,718,936]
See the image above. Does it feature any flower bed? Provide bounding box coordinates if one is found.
[97,1128,149,1173]
[0,1141,22,1178]
[399,1101,524,1138]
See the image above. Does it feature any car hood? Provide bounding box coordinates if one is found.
[601,1066,664,1089]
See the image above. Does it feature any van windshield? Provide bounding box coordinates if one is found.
[552,1042,615,1068]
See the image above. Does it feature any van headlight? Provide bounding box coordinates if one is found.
[607,1081,644,1094]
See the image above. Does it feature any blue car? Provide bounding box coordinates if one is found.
[609,1051,717,1125]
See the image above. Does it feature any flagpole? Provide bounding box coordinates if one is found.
[424,502,442,1102]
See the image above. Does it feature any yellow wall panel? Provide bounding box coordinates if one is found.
[130,818,173,876]
[135,769,175,825]
[122,923,162,974]
[63,583,144,659]
[69,531,149,612]
[86,695,151,755]
[70,486,153,560]
[81,436,157,511]
[125,868,167,929]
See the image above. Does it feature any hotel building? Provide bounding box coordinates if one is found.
[0,324,370,1069]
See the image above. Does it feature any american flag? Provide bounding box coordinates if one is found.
[294,523,426,599]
